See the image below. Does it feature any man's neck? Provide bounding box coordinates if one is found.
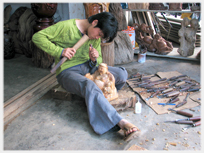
[75,19,90,35]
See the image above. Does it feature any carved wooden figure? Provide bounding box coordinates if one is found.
[85,63,118,101]
[177,17,199,57]
[152,34,173,55]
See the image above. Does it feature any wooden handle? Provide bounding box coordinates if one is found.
[50,34,89,73]
[176,110,193,117]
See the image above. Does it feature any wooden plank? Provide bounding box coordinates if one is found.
[146,12,156,35]
[4,80,58,129]
[142,11,148,25]
[4,73,55,107]
[4,74,57,118]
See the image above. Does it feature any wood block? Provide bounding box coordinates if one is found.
[51,85,137,111]
[109,90,137,111]
[50,84,72,101]
[127,144,147,150]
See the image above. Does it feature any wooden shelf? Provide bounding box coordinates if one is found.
[123,9,200,13]
[134,44,201,62]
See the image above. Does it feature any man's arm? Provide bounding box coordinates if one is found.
[32,22,65,59]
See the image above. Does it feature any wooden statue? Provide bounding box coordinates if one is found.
[152,33,173,55]
[83,3,109,19]
[133,23,156,52]
[85,63,118,101]
[177,17,199,57]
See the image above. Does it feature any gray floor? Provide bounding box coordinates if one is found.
[4,54,201,150]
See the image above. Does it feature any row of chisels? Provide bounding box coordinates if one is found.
[129,72,201,108]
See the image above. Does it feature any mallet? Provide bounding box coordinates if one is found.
[50,34,89,73]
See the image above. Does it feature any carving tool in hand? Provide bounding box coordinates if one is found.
[168,108,193,117]
[182,120,201,131]
[50,34,89,73]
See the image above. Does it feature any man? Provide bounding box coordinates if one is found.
[32,12,139,141]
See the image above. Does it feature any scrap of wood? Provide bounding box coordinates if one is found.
[127,144,147,150]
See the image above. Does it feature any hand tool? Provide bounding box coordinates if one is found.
[176,116,201,122]
[50,34,89,73]
[182,120,201,131]
[165,120,194,124]
[168,108,193,117]
[161,87,174,94]
[89,44,97,61]
[166,74,187,81]
[157,90,180,99]
[145,90,160,101]
[187,88,200,92]
[174,93,190,108]
[162,95,180,107]
[158,103,176,106]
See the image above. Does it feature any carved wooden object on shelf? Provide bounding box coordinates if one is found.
[133,23,173,55]
[177,17,199,57]
[127,3,149,10]
[169,3,182,11]
[83,3,109,19]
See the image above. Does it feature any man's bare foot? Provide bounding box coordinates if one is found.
[117,119,138,136]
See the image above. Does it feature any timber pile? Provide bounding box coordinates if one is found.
[158,15,201,47]
[5,6,37,57]
[4,73,58,130]
[109,3,134,65]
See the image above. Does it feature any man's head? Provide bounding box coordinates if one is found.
[88,12,118,42]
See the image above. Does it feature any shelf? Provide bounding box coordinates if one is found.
[134,45,201,62]
[123,9,200,13]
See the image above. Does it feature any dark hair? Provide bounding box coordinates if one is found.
[88,12,118,42]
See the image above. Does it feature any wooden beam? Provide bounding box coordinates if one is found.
[4,73,58,129]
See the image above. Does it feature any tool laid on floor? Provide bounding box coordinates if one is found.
[158,103,176,105]
[176,116,201,122]
[157,90,180,99]
[174,93,190,108]
[168,108,193,117]
[146,90,160,101]
[182,120,201,131]
[165,120,194,124]
[162,94,180,107]
[50,34,89,73]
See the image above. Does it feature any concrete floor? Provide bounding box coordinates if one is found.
[3,54,201,150]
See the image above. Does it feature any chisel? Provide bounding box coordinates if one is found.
[168,108,193,117]
[182,120,201,130]
[176,116,201,122]
[174,93,189,108]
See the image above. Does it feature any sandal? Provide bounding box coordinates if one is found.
[123,123,140,141]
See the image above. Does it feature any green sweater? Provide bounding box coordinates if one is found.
[32,19,102,76]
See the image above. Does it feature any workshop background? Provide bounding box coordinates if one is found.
[3,2,201,151]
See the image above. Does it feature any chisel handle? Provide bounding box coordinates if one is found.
[188,116,201,121]
[193,120,201,127]
[169,97,179,103]
[50,34,89,73]
[176,110,193,117]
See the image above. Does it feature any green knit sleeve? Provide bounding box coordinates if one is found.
[32,22,65,59]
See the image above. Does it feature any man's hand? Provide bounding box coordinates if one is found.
[89,46,99,62]
[62,48,76,59]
